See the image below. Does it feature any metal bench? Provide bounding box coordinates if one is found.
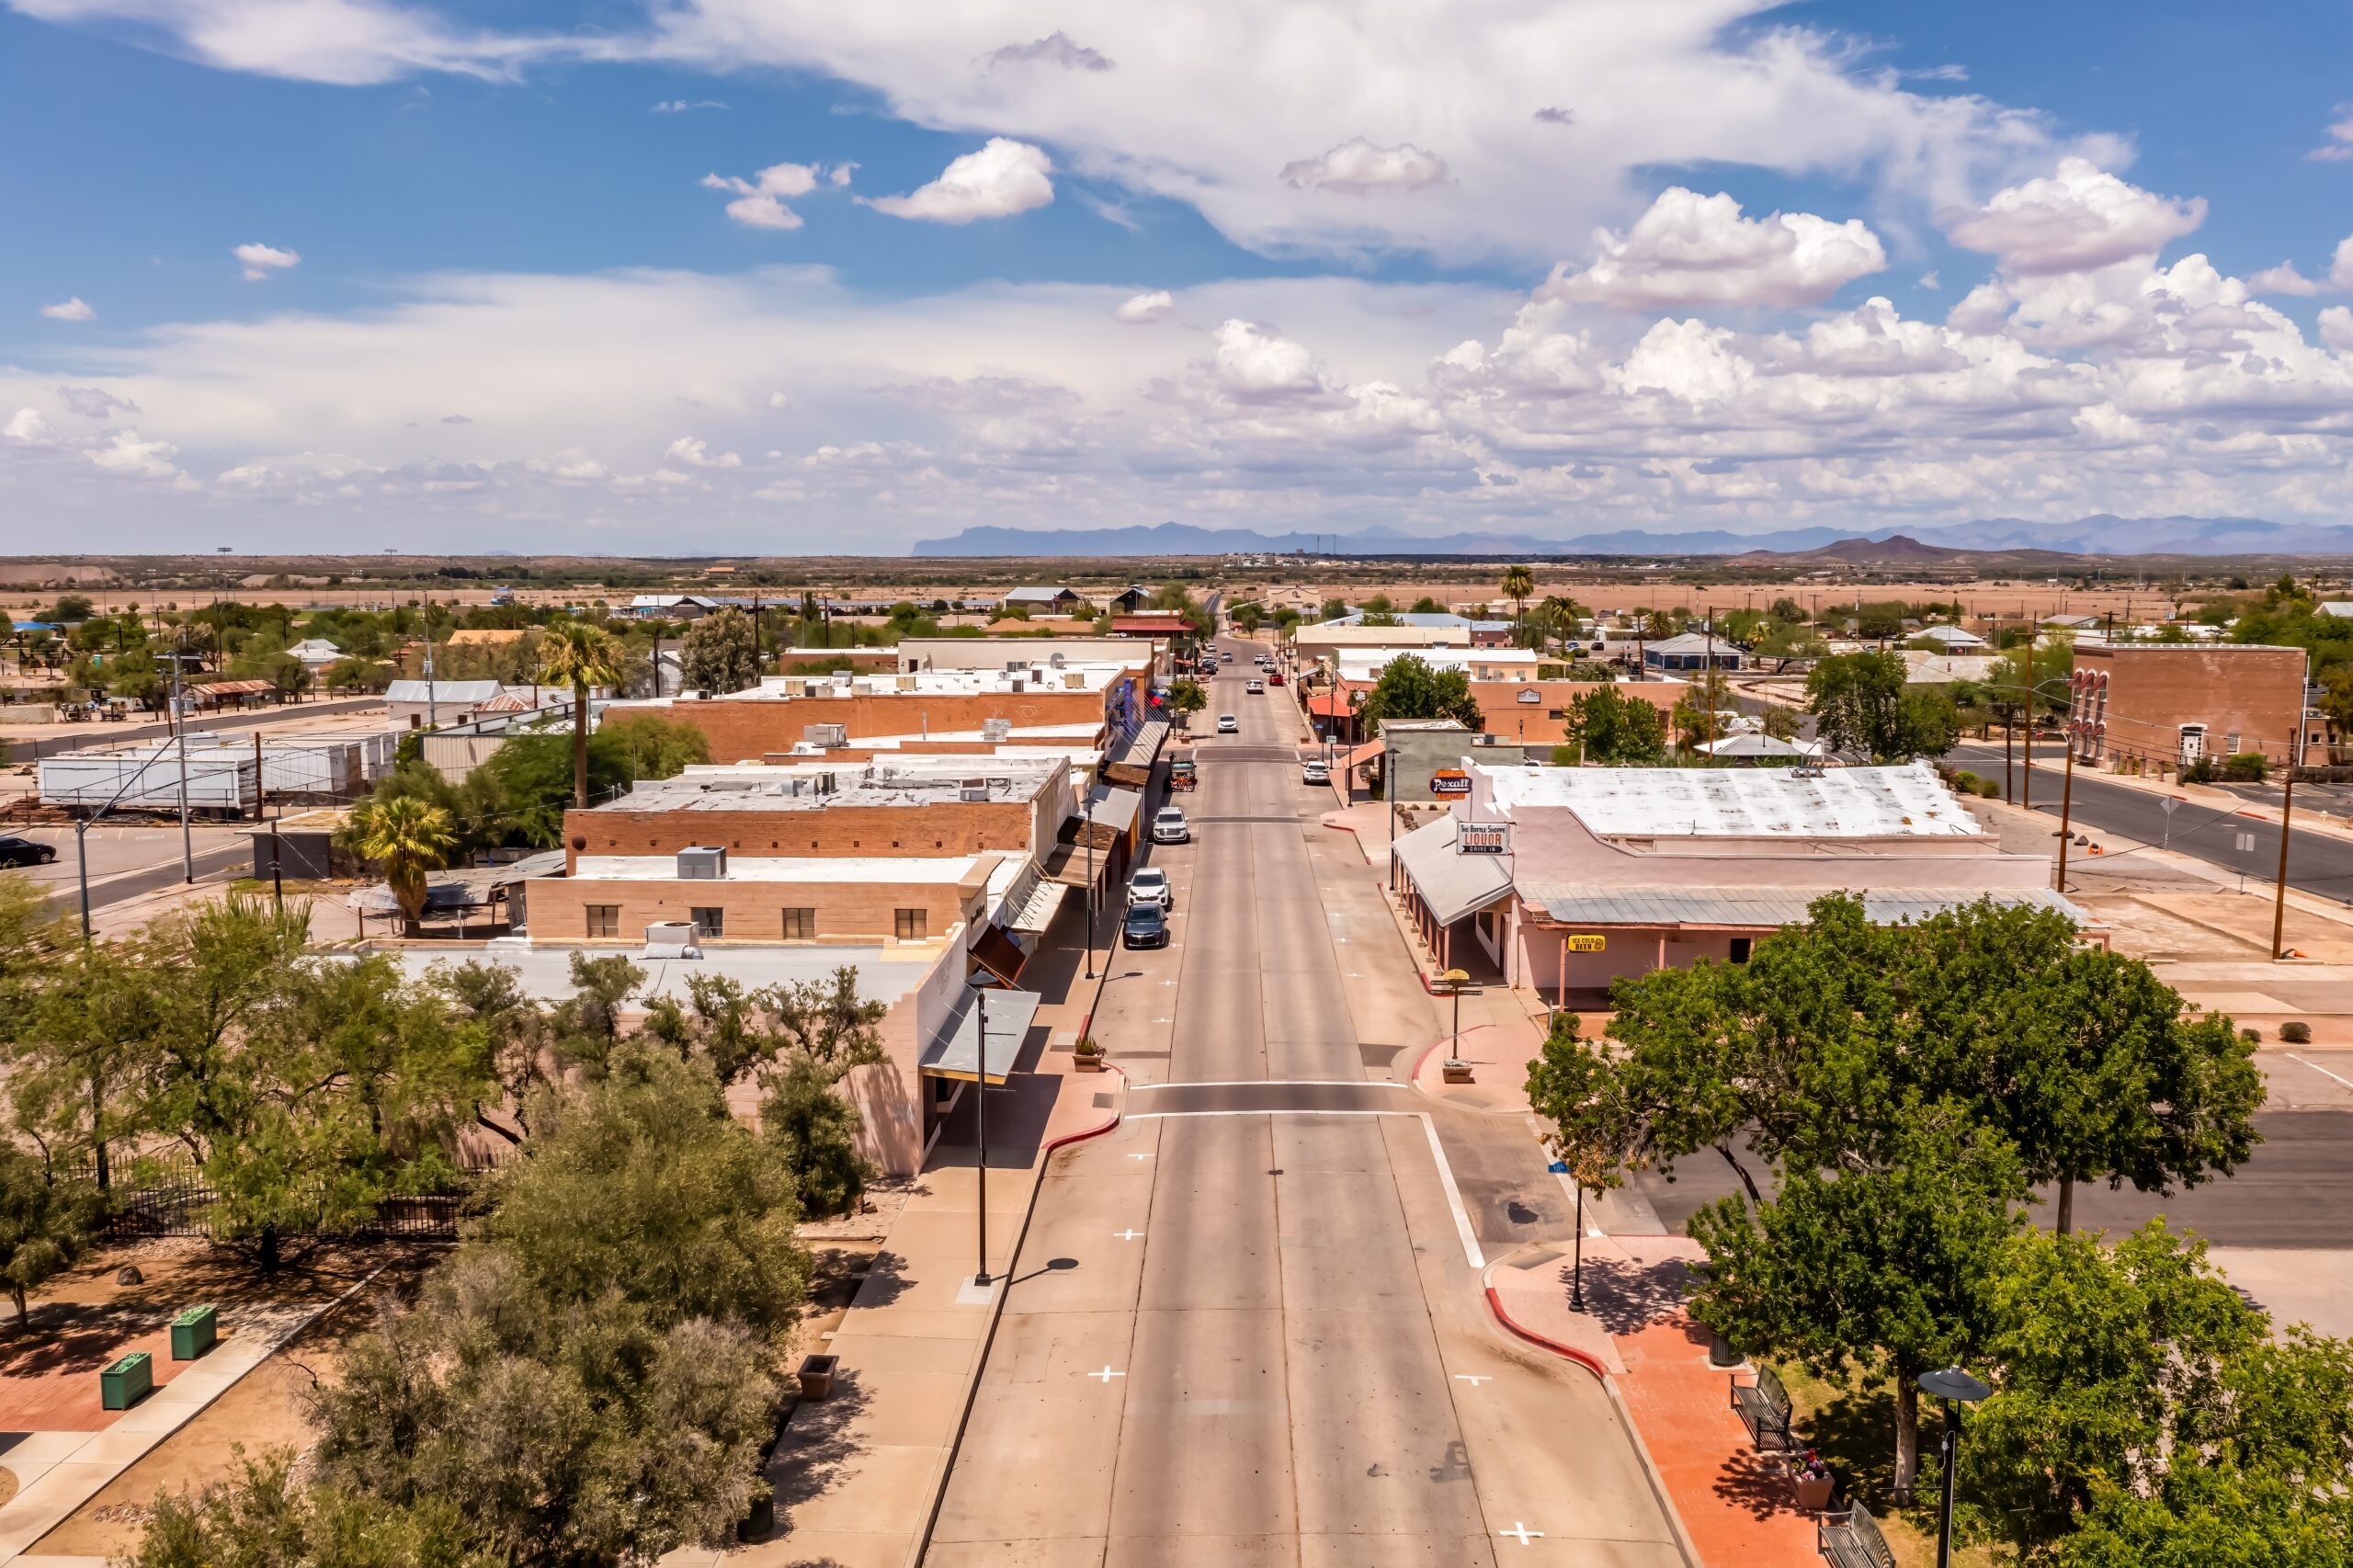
[1729,1362,1795,1451]
[1817,1500,1895,1568]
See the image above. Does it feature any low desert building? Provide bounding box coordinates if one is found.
[1390,759,2087,1005]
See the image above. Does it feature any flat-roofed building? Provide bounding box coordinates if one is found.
[2068,642,2327,773]
[1390,759,2087,1004]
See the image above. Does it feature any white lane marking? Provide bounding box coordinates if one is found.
[1088,1366,1126,1382]
[1124,1108,1485,1268]
[1454,1374,1492,1387]
[2287,1052,2353,1091]
[1114,1229,1144,1241]
[1129,1079,1410,1091]
[1498,1524,1544,1545]
[1128,1152,1154,1160]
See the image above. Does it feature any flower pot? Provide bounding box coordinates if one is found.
[1074,1054,1106,1073]
[797,1354,838,1402]
[1795,1474,1835,1513]
[1441,1060,1474,1085]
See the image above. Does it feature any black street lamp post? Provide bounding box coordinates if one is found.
[1916,1367,1992,1568]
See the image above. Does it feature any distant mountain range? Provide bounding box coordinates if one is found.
[911,516,2353,560]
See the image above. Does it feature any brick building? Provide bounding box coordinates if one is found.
[2067,643,2325,773]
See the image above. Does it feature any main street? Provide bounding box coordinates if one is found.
[926,639,1682,1568]
[1947,739,2353,905]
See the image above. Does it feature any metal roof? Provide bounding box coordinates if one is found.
[1481,759,1982,838]
[1392,815,1515,926]
[385,679,502,705]
[1524,884,2092,929]
[919,986,1042,1083]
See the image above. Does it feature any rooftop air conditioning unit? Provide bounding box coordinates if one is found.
[782,678,807,697]
[1006,659,1027,674]
[644,921,700,959]
[960,778,989,801]
[803,722,848,749]
[1009,678,1027,693]
[676,846,727,880]
[1050,652,1066,667]
[982,718,1012,742]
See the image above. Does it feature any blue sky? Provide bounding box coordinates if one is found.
[6,0,2353,552]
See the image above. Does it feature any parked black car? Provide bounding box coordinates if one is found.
[1122,903,1169,949]
[0,835,57,868]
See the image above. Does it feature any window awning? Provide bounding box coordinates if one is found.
[970,922,1029,985]
[1392,814,1515,926]
[1040,842,1115,889]
[918,987,1041,1084]
[1104,721,1169,786]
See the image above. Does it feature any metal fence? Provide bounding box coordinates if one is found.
[89,1154,489,1244]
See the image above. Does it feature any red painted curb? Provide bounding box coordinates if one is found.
[1407,1023,1495,1085]
[1484,1285,1609,1382]
[1043,1062,1126,1153]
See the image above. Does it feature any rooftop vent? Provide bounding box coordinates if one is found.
[1049,652,1066,667]
[676,846,727,880]
[960,778,990,801]
[1005,659,1028,674]
[802,722,848,749]
[982,718,1012,742]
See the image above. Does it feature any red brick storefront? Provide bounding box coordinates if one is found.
[2068,643,2325,772]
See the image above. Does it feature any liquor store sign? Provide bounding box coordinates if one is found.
[1456,822,1511,856]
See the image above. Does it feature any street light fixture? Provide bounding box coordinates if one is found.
[1915,1367,1991,1568]
[964,971,997,1290]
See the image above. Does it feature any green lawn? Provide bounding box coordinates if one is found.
[1771,1361,2003,1568]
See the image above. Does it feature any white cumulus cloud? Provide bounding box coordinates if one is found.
[86,428,182,479]
[1279,139,1449,196]
[2333,234,2353,290]
[665,435,740,468]
[1540,187,1886,310]
[1206,319,1330,403]
[40,297,96,322]
[2307,107,2353,162]
[233,243,301,280]
[868,139,1052,223]
[1945,158,2204,275]
[702,162,821,230]
[2247,263,2324,297]
[982,32,1112,72]
[1114,290,1175,324]
[4,408,56,444]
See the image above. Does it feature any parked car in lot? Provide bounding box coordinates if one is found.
[1246,678,1265,695]
[1128,867,1173,911]
[0,835,56,869]
[1302,759,1330,785]
[1216,714,1239,733]
[1122,903,1169,949]
[1151,805,1192,844]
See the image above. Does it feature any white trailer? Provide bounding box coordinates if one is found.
[40,745,257,813]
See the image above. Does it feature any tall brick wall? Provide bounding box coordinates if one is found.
[562,800,1036,869]
[639,686,1120,762]
[529,871,989,947]
[2072,644,2313,768]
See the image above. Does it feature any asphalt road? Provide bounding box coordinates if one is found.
[928,637,1682,1567]
[6,824,247,912]
[1948,739,2353,904]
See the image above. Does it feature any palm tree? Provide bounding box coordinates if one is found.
[352,795,458,935]
[537,621,626,809]
[1500,565,1536,643]
[1536,595,1579,657]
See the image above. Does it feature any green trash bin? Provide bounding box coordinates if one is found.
[100,1351,153,1411]
[171,1304,218,1361]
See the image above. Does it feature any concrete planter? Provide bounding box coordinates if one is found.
[1441,1060,1474,1085]
[1074,1054,1107,1073]
[1795,1474,1836,1513]
[797,1354,838,1402]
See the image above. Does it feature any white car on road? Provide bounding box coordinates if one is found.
[1216,714,1239,733]
[1150,806,1192,844]
[1246,678,1266,694]
[1127,867,1174,911]
[1302,759,1330,785]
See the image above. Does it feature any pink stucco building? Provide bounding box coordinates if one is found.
[1391,760,2092,1006]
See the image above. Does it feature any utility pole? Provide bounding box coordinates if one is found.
[170,644,192,881]
[2055,738,2075,892]
[423,585,438,728]
[2273,767,2297,960]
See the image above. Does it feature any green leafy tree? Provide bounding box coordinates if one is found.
[0,1144,102,1327]
[596,712,713,781]
[1166,678,1208,726]
[1230,601,1266,635]
[131,1451,494,1568]
[536,622,626,810]
[44,594,93,624]
[678,607,761,694]
[124,899,490,1269]
[762,1055,871,1218]
[1806,650,1957,760]
[1358,653,1483,733]
[1565,686,1667,764]
[473,733,632,846]
[1688,1104,2025,1497]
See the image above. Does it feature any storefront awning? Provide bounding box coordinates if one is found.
[918,987,1041,1085]
[1104,721,1169,787]
[1392,814,1515,926]
[1040,841,1115,889]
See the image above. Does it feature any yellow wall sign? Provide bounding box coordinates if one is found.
[1565,934,1607,953]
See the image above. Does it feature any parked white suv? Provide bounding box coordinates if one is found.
[1127,867,1173,910]
[1151,806,1192,844]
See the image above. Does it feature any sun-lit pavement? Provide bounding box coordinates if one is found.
[925,637,1687,1568]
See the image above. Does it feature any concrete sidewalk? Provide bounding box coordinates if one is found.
[1487,1237,1822,1568]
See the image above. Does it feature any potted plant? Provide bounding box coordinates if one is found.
[1074,1036,1106,1073]
[1792,1449,1835,1513]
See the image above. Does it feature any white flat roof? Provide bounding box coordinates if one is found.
[572,853,985,883]
[1336,648,1538,677]
[1480,759,1984,838]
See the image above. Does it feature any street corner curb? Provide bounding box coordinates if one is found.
[1045,1062,1127,1153]
[1483,1284,1610,1383]
[1405,1025,1496,1094]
